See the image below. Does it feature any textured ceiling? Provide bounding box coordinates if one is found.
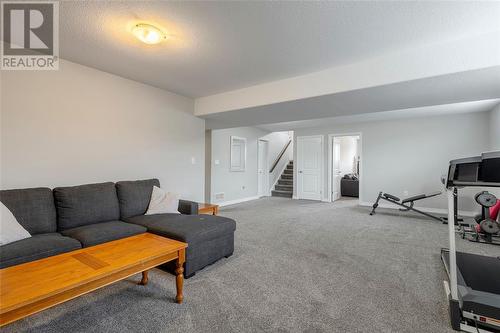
[59,1,500,97]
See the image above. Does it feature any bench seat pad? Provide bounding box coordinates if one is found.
[124,214,236,244]
[0,233,81,269]
[61,221,147,247]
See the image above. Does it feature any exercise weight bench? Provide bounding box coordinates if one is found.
[369,191,445,222]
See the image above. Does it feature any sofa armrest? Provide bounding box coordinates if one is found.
[178,200,199,215]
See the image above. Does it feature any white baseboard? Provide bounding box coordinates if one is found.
[218,195,261,207]
[359,201,477,217]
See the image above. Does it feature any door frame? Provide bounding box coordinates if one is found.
[327,133,363,203]
[296,135,324,200]
[257,139,270,197]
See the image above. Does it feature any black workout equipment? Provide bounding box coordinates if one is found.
[445,151,500,187]
[369,190,445,222]
[442,151,500,333]
[458,191,500,246]
[441,249,500,332]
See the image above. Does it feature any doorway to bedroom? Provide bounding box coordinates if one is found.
[328,134,361,203]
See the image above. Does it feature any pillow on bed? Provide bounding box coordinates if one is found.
[145,186,180,215]
[1,201,31,245]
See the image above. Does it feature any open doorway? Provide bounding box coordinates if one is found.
[328,134,361,203]
[257,139,270,197]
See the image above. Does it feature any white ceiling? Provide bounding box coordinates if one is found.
[59,1,500,98]
[202,66,500,129]
[256,99,500,132]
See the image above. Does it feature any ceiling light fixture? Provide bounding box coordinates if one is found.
[132,23,167,45]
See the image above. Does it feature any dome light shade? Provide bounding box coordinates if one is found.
[132,23,166,44]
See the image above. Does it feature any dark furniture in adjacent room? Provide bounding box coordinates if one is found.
[340,175,359,197]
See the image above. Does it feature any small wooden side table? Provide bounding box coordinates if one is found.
[198,203,219,215]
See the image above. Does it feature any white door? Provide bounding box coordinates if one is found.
[258,140,269,196]
[297,136,323,200]
[332,138,341,201]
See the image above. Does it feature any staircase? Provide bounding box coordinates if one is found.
[271,161,293,198]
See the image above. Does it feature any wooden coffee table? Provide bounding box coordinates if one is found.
[0,233,187,326]
[198,203,219,215]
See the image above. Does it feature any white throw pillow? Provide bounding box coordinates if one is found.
[145,186,180,215]
[0,202,31,246]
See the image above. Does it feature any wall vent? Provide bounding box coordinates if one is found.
[215,192,225,201]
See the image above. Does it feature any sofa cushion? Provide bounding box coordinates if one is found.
[0,188,57,234]
[0,233,81,269]
[124,214,236,244]
[146,186,180,215]
[60,221,147,247]
[115,179,160,219]
[54,182,120,231]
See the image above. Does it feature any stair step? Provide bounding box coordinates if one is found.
[278,179,293,186]
[286,165,293,170]
[275,184,292,191]
[272,190,293,198]
[283,169,293,175]
[281,174,293,180]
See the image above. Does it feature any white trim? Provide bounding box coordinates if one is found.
[257,139,270,197]
[292,195,299,200]
[230,136,247,172]
[218,195,261,207]
[328,132,363,203]
[359,201,477,217]
[296,135,324,201]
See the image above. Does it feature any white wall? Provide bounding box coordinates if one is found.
[338,136,358,175]
[210,126,269,205]
[490,104,500,150]
[293,112,491,213]
[1,60,205,202]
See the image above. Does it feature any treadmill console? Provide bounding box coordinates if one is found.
[447,151,500,188]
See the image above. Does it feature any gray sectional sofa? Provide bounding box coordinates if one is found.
[0,179,236,277]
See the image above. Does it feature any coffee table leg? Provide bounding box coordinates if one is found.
[175,249,185,304]
[139,270,149,285]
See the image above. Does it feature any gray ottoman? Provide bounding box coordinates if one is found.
[116,179,236,277]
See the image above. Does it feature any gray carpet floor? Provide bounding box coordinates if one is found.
[4,197,500,333]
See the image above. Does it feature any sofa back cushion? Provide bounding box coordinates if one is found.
[115,179,160,219]
[53,182,120,231]
[0,188,57,234]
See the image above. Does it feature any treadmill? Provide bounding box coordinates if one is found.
[441,151,500,333]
